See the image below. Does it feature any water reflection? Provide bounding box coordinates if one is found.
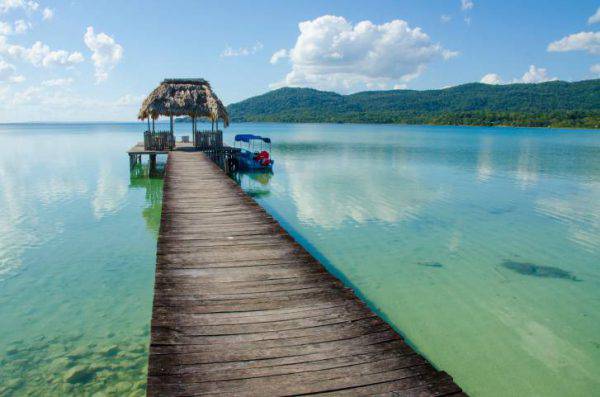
[476,137,494,182]
[535,181,600,251]
[515,140,539,188]
[229,124,600,397]
[92,161,128,220]
[231,171,273,198]
[0,134,91,280]
[281,144,439,228]
[129,163,164,234]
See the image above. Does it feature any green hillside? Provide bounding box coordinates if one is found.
[227,80,600,128]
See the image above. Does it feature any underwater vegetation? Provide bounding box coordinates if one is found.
[418,261,444,268]
[501,260,580,281]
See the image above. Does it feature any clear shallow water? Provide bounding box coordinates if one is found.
[231,124,600,397]
[0,124,164,395]
[0,123,599,396]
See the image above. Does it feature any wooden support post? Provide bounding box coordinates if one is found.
[152,118,155,133]
[170,114,173,134]
[149,154,157,176]
[192,116,196,146]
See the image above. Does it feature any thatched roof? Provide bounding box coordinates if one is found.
[138,78,229,127]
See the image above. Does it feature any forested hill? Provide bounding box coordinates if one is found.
[227,80,600,128]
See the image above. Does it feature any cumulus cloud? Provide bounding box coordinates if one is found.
[547,31,600,55]
[14,19,28,33]
[591,63,600,75]
[589,7,600,24]
[0,21,10,34]
[83,26,123,83]
[440,14,452,23]
[41,7,52,21]
[461,0,474,11]
[480,73,502,84]
[480,65,557,85]
[0,36,84,67]
[41,77,73,86]
[0,58,23,82]
[0,19,29,34]
[0,0,39,13]
[271,15,456,92]
[519,65,556,83]
[220,41,263,57]
[270,48,287,64]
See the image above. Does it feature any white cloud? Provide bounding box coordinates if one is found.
[83,26,123,83]
[461,0,474,11]
[480,65,557,85]
[0,58,23,82]
[519,64,556,83]
[41,6,52,21]
[14,19,28,33]
[0,21,11,34]
[271,15,456,92]
[589,7,600,24]
[0,82,151,121]
[41,77,73,86]
[480,73,502,84]
[0,0,39,13]
[221,41,263,57]
[114,93,144,106]
[440,14,452,23]
[0,35,84,67]
[591,63,600,75]
[0,19,29,34]
[270,48,287,64]
[547,31,600,55]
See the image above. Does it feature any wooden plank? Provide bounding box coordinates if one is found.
[147,151,464,396]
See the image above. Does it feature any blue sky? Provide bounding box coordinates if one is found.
[0,0,599,121]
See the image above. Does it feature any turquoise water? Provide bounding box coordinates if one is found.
[1,123,599,396]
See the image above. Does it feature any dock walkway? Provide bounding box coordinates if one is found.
[147,151,464,396]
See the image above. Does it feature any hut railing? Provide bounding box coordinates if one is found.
[144,131,175,151]
[194,130,223,151]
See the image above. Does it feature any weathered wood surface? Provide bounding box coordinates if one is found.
[148,151,464,396]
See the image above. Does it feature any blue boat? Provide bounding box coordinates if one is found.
[233,134,274,170]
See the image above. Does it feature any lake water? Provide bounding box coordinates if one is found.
[0,123,599,396]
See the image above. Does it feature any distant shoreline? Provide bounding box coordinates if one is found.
[1,120,599,131]
[225,80,600,130]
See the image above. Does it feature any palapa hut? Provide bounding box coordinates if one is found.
[138,78,229,150]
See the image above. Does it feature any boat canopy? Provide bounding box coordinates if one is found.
[235,134,271,144]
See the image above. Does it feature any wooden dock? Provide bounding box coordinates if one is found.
[147,150,464,396]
